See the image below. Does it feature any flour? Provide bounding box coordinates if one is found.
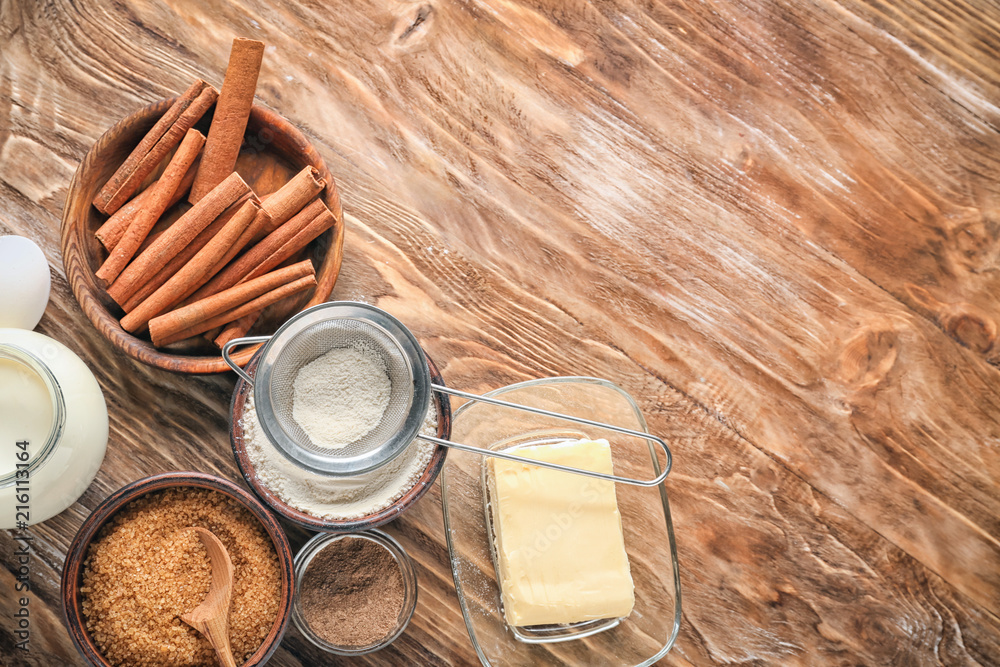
[291,345,391,450]
[243,391,438,520]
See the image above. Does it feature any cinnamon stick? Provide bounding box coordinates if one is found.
[92,79,205,214]
[107,172,253,307]
[95,129,205,286]
[218,204,273,270]
[120,199,263,332]
[137,227,166,255]
[186,198,328,302]
[154,275,315,347]
[123,215,225,313]
[149,261,315,346]
[122,200,269,313]
[214,311,261,348]
[256,166,325,239]
[189,38,264,203]
[96,155,200,252]
[178,210,270,303]
[94,80,217,214]
[203,326,224,342]
[188,208,331,333]
[242,207,336,284]
[185,202,273,297]
[96,188,154,252]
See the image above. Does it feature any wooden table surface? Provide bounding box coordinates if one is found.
[2,0,1000,665]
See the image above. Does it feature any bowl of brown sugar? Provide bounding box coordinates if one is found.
[61,471,294,667]
[291,530,418,655]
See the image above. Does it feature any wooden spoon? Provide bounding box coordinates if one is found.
[180,527,238,667]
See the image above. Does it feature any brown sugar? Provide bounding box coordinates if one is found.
[300,536,405,647]
[80,487,281,666]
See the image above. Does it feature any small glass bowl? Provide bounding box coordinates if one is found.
[291,530,418,655]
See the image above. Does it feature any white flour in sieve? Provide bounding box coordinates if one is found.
[242,391,438,520]
[291,345,392,449]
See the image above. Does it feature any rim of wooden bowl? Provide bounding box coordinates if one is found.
[60,471,294,667]
[230,351,452,532]
[60,97,345,374]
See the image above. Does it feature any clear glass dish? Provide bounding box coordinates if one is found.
[441,377,682,667]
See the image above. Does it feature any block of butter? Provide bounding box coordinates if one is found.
[487,438,635,627]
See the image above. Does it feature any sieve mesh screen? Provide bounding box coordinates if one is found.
[267,318,416,458]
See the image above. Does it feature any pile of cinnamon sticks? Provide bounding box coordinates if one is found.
[91,38,336,349]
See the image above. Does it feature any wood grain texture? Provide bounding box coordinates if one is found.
[1,0,1000,665]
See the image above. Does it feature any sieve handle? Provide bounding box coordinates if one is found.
[221,336,272,384]
[424,384,672,487]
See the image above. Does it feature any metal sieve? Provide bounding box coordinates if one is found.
[223,302,672,486]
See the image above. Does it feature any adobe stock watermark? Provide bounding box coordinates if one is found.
[241,122,276,157]
[520,481,603,564]
[12,438,32,652]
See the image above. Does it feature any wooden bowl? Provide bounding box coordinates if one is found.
[61,97,345,374]
[61,471,294,667]
[230,351,452,532]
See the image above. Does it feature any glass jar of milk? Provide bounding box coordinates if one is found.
[0,329,108,529]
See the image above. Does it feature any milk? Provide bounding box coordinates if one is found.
[0,357,54,478]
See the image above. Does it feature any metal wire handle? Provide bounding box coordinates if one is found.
[222,337,672,487]
[423,385,671,488]
[222,336,271,385]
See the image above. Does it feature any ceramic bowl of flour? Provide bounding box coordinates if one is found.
[230,349,451,532]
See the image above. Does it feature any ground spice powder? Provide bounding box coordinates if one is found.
[300,536,405,647]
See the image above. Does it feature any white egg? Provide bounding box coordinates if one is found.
[0,235,51,330]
